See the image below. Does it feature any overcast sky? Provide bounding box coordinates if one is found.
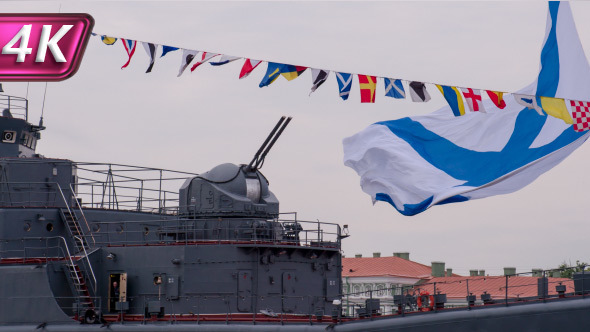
[4,1,590,275]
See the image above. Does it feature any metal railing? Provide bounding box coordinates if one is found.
[93,293,338,325]
[0,236,72,263]
[71,184,94,245]
[0,178,341,249]
[55,183,97,296]
[0,94,28,120]
[0,162,188,214]
[0,181,61,207]
[74,162,196,214]
[0,236,98,303]
[87,217,342,249]
[0,159,193,214]
[73,235,97,295]
[55,296,102,319]
[55,182,96,247]
[341,265,589,319]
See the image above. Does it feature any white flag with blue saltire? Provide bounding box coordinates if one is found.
[343,2,590,216]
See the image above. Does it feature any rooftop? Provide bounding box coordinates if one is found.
[342,256,434,279]
[418,276,575,300]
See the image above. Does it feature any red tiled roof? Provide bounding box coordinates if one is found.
[342,256,433,279]
[417,276,575,300]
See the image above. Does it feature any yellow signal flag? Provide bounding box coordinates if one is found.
[540,96,573,124]
[101,36,117,45]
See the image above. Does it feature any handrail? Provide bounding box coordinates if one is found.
[0,160,192,214]
[70,183,95,246]
[0,94,28,121]
[1,236,97,308]
[0,235,98,294]
[54,236,76,274]
[0,236,71,263]
[56,183,85,242]
[74,235,97,294]
[85,217,341,249]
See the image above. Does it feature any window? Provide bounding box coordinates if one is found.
[352,284,361,297]
[19,132,36,149]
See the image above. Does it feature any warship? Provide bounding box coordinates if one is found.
[0,98,589,332]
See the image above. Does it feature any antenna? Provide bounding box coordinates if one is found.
[246,116,292,172]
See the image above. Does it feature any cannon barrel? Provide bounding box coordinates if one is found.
[246,116,292,172]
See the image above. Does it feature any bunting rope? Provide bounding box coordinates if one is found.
[90,32,590,132]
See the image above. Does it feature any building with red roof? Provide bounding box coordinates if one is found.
[417,276,575,306]
[342,255,434,280]
[341,253,575,315]
[342,252,449,315]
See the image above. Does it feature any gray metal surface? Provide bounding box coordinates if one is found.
[0,265,71,323]
[1,297,590,331]
[179,163,279,218]
[334,297,590,332]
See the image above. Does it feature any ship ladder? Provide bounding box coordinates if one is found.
[59,208,89,253]
[66,262,95,311]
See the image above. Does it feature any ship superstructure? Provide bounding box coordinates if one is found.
[0,110,344,326]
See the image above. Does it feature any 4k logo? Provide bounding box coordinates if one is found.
[0,14,94,81]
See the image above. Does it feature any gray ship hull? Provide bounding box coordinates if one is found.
[2,297,589,331]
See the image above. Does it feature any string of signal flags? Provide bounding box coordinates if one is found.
[93,33,590,132]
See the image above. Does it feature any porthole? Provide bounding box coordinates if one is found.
[23,222,31,232]
[46,223,54,232]
[92,224,100,232]
[144,227,149,235]
[116,225,124,234]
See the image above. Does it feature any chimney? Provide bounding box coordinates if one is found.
[373,252,381,258]
[504,267,516,276]
[469,270,478,276]
[431,262,445,277]
[355,254,362,258]
[479,270,485,276]
[393,252,410,260]
[532,269,543,277]
[446,268,453,276]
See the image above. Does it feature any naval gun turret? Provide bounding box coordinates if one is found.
[179,117,291,218]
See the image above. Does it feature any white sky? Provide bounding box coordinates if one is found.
[4,1,590,275]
